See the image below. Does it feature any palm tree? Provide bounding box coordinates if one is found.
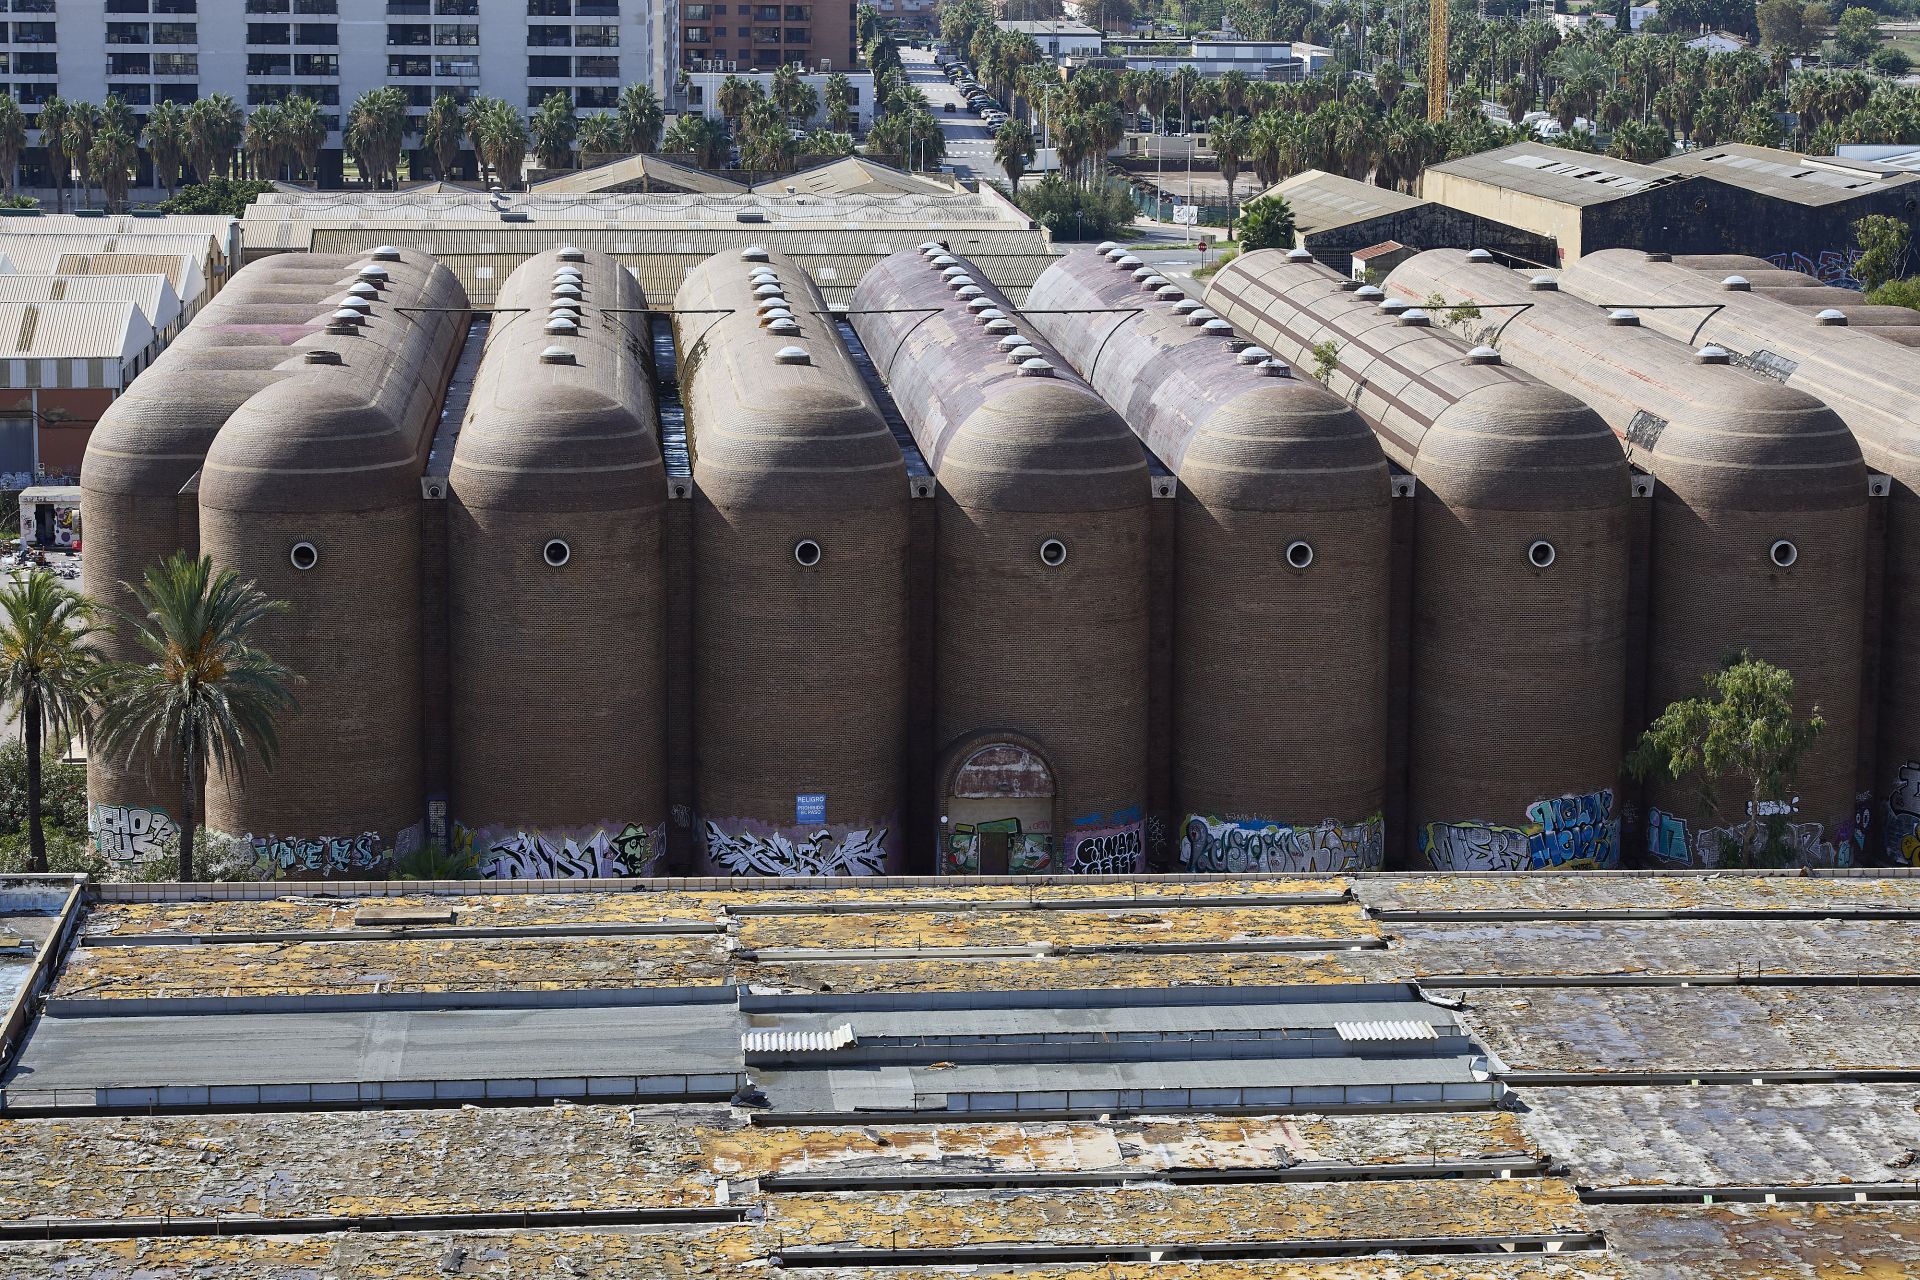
[1172,65,1202,134]
[243,101,284,181]
[62,102,99,208]
[578,111,622,157]
[824,73,857,135]
[36,96,70,211]
[1209,114,1250,236]
[424,94,465,179]
[717,75,756,129]
[145,99,188,195]
[281,95,327,183]
[91,552,298,883]
[993,118,1035,190]
[471,97,527,187]
[346,86,408,189]
[529,89,577,170]
[0,572,98,874]
[0,96,25,196]
[88,125,138,211]
[662,112,728,168]
[618,83,664,152]
[186,94,242,182]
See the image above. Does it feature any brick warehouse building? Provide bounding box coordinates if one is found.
[77,240,1920,881]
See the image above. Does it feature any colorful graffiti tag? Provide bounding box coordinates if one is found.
[1178,813,1385,873]
[1887,762,1920,866]
[1647,803,1858,868]
[1066,808,1144,875]
[91,804,179,865]
[1419,788,1618,871]
[246,830,389,877]
[461,820,665,879]
[945,817,1052,874]
[1766,248,1865,290]
[704,818,891,876]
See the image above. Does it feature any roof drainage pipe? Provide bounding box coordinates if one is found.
[1205,248,1631,872]
[1388,248,1869,869]
[1559,248,1920,866]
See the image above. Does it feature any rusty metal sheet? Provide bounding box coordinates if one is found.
[0,1234,1629,1279]
[1593,1203,1920,1278]
[756,1179,1592,1250]
[1358,874,1920,916]
[1447,987,1920,1075]
[736,903,1381,953]
[1515,1084,1920,1187]
[52,933,733,1000]
[1390,918,1920,979]
[739,950,1405,995]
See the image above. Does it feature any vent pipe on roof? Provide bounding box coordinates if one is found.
[1285,247,1314,262]
[539,346,575,364]
[774,345,811,365]
[1608,309,1641,326]
[1695,344,1732,364]
[1528,275,1558,291]
[1816,308,1849,325]
[1018,357,1055,376]
[1468,345,1502,364]
[304,348,343,365]
[1721,274,1751,291]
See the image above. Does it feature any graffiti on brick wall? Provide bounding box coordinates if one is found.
[1419,788,1619,871]
[461,820,665,879]
[1179,813,1386,873]
[1066,808,1144,875]
[247,830,389,876]
[1648,803,1858,867]
[946,817,1052,874]
[1766,249,1865,290]
[1887,762,1920,866]
[91,804,179,865]
[704,817,891,876]
[1647,806,1691,864]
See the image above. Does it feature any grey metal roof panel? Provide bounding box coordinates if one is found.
[1264,169,1428,233]
[1594,1202,1920,1277]
[1389,918,1920,980]
[1655,143,1920,205]
[759,999,1457,1040]
[1425,143,1687,207]
[1356,872,1920,917]
[1517,1083,1920,1188]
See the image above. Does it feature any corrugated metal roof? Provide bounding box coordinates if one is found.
[1656,142,1918,205]
[51,252,200,295]
[0,213,234,239]
[0,300,146,359]
[1264,169,1427,232]
[0,273,178,323]
[0,232,222,274]
[756,157,960,198]
[1335,1019,1440,1043]
[1425,143,1687,206]
[532,153,750,196]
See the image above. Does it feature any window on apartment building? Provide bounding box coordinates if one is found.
[388,53,428,73]
[527,24,570,43]
[432,54,475,74]
[684,3,708,16]
[152,22,196,41]
[752,47,777,66]
[109,52,152,73]
[752,25,778,42]
[294,22,336,41]
[294,0,337,11]
[526,85,565,105]
[387,23,429,42]
[575,54,616,75]
[783,26,807,41]
[14,51,55,73]
[784,4,808,16]
[683,25,706,40]
[526,0,568,13]
[11,21,53,40]
[294,52,336,73]
[107,22,150,41]
[574,24,616,44]
[10,0,54,11]
[246,0,289,8]
[105,0,148,12]
[119,83,152,103]
[156,81,196,100]
[403,84,432,104]
[249,52,292,73]
[248,22,291,41]
[527,53,568,75]
[153,52,196,72]
[432,22,475,42]
[247,82,287,103]
[16,80,53,102]
[433,0,477,14]
[574,0,615,15]
[150,0,196,13]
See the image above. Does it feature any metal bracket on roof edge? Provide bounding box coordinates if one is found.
[910,477,935,499]
[669,479,692,500]
[1870,473,1892,498]
[1631,473,1656,499]
[1151,476,1176,499]
[421,478,447,500]
[1391,475,1417,499]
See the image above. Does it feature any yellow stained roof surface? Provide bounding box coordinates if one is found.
[738,948,1403,993]
[734,902,1380,952]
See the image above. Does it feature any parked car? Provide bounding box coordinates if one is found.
[943,101,955,112]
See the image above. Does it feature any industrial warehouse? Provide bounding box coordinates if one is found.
[73,232,1920,880]
[3,868,1920,1277]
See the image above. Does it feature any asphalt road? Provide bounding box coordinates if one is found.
[906,46,996,183]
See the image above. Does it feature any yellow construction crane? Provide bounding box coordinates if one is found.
[1427,0,1447,121]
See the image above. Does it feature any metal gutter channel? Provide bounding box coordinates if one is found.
[768,1235,1611,1265]
[1578,1184,1920,1205]
[724,892,1355,914]
[0,876,85,1073]
[737,982,1422,1013]
[81,921,728,947]
[43,982,738,1018]
[1499,1069,1920,1086]
[757,1158,1550,1192]
[738,938,1385,960]
[1379,909,1920,922]
[747,1099,1502,1126]
[1417,973,1920,989]
[0,1205,745,1243]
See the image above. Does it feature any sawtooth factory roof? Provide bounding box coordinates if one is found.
[3,870,1920,1276]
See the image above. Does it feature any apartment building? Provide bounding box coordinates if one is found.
[2,0,672,184]
[676,0,855,77]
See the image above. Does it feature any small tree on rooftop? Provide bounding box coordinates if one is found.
[1853,213,1910,292]
[1236,194,1296,252]
[1626,651,1825,868]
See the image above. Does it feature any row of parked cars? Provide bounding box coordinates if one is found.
[941,58,1008,130]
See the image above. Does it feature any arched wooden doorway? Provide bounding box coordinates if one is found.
[942,740,1056,875]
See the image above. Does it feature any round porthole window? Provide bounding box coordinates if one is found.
[794,538,822,567]
[1285,540,1314,570]
[289,541,318,571]
[1527,539,1556,569]
[1039,538,1068,567]
[1770,539,1798,568]
[543,538,571,568]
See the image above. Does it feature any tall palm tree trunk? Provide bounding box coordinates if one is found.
[176,740,199,882]
[24,689,44,873]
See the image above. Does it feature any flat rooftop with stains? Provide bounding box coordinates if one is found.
[2,869,1920,1276]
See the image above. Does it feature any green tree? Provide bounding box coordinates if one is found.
[530,89,578,169]
[36,97,71,212]
[1209,113,1250,236]
[1870,46,1912,77]
[0,96,25,196]
[1757,0,1812,52]
[578,112,623,157]
[1854,212,1909,290]
[281,95,328,183]
[1310,337,1341,383]
[1626,652,1826,868]
[663,112,730,169]
[993,118,1035,190]
[825,72,858,135]
[0,572,98,873]
[87,125,138,211]
[346,87,409,189]
[62,102,99,207]
[91,552,300,883]
[1608,119,1675,163]
[618,83,665,153]
[424,95,466,179]
[145,99,188,195]
[157,176,274,217]
[1236,194,1296,251]
[1834,5,1879,62]
[1866,276,1920,309]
